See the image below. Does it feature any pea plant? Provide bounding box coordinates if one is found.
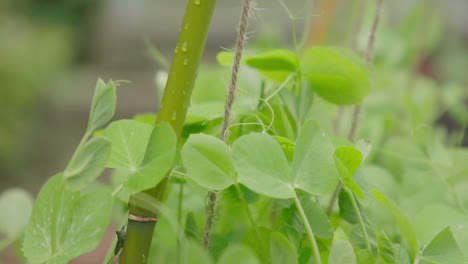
[1,0,467,264]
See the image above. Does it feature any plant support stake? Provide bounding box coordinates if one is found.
[119,0,217,263]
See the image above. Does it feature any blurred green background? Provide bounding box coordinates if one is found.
[0,0,467,194]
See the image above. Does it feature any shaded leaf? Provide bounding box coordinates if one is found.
[421,227,463,264]
[0,189,33,244]
[270,231,298,264]
[218,244,260,264]
[372,190,419,256]
[298,194,333,239]
[329,240,356,264]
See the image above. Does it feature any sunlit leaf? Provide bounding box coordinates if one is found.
[125,122,177,192]
[23,174,112,264]
[182,134,235,190]
[292,121,339,196]
[246,49,299,72]
[301,47,370,105]
[103,120,153,170]
[233,133,294,199]
[86,79,118,133]
[334,147,365,198]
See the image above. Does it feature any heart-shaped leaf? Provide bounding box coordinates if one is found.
[233,133,295,199]
[103,119,153,170]
[182,134,235,190]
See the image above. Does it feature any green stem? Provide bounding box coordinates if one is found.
[293,194,322,264]
[344,186,372,254]
[119,1,217,263]
[176,183,185,264]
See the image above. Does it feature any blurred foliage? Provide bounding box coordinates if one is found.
[0,1,85,173]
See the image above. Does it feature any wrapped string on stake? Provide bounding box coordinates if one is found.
[202,0,253,249]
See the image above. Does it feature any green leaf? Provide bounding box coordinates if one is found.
[298,194,333,239]
[414,204,468,246]
[23,174,113,264]
[338,189,358,224]
[301,47,370,105]
[334,147,365,198]
[103,120,153,170]
[64,136,111,190]
[133,113,157,125]
[182,134,235,190]
[125,122,177,192]
[328,240,356,264]
[270,232,298,264]
[184,212,199,242]
[233,133,295,199]
[377,232,411,264]
[183,240,213,264]
[292,121,339,196]
[372,190,419,256]
[243,227,272,263]
[421,227,463,264]
[273,136,296,162]
[216,51,235,67]
[246,49,299,72]
[0,189,33,244]
[218,244,260,264]
[86,79,118,133]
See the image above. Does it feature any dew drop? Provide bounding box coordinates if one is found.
[184,23,189,30]
[183,59,189,66]
[171,112,177,121]
[181,42,188,52]
[174,46,179,53]
[194,0,201,5]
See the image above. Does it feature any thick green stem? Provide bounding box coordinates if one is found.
[293,194,322,264]
[119,1,217,263]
